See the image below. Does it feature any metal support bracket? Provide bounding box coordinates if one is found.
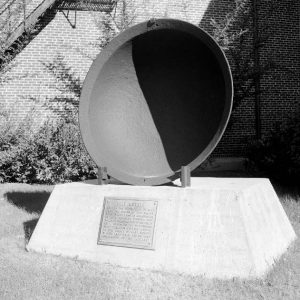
[60,9,77,28]
[98,166,109,185]
[180,166,191,187]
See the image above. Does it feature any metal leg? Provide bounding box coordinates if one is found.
[181,166,191,187]
[98,167,108,185]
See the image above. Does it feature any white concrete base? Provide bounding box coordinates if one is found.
[26,178,296,278]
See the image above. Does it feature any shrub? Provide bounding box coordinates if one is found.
[247,111,300,185]
[0,117,97,184]
[0,104,34,152]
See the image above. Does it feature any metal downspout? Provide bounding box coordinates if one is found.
[252,0,261,139]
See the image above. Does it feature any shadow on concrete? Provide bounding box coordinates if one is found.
[23,218,39,244]
[5,191,51,214]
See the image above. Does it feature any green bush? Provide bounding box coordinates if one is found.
[247,111,300,185]
[0,118,97,184]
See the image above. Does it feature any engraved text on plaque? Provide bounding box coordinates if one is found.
[98,197,158,249]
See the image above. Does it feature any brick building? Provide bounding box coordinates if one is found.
[0,0,299,159]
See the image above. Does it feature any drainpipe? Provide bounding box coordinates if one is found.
[23,0,26,32]
[252,0,261,139]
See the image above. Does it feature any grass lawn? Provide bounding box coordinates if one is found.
[0,181,299,299]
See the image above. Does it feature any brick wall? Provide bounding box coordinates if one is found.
[0,0,299,157]
[257,0,300,134]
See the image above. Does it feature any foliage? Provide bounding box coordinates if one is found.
[43,54,82,100]
[211,0,250,50]
[0,103,34,151]
[42,0,136,119]
[0,0,35,85]
[211,0,297,114]
[246,111,300,185]
[93,0,136,49]
[1,2,137,184]
[0,114,97,184]
[211,0,252,112]
[41,54,82,120]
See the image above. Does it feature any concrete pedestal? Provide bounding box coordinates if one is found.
[26,178,296,278]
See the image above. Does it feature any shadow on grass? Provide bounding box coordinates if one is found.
[5,191,51,214]
[23,218,39,244]
[3,190,52,245]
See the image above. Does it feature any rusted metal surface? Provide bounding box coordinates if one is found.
[79,19,233,186]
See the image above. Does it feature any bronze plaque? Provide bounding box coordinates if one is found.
[98,197,158,249]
